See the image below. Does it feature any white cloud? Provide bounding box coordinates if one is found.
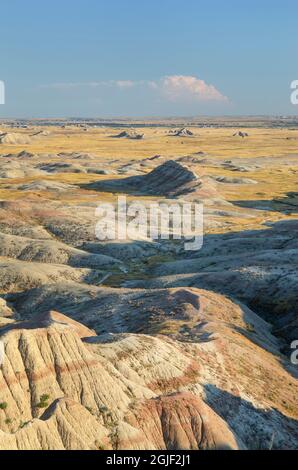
[40,75,228,103]
[160,75,228,102]
[113,80,135,88]
[39,82,100,89]
[40,80,137,89]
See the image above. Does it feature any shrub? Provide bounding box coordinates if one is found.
[36,394,50,409]
[36,401,48,408]
[40,394,50,402]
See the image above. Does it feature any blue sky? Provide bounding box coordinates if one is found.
[0,0,297,117]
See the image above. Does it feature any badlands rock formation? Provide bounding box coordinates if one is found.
[0,133,34,145]
[113,130,144,140]
[87,160,225,204]
[0,124,297,450]
[170,128,194,137]
[0,131,51,145]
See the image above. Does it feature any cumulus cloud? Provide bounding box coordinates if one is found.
[159,75,228,102]
[40,75,228,103]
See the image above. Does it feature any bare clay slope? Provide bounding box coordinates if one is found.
[0,311,242,450]
[3,283,298,449]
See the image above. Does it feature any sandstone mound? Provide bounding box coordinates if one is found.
[16,180,77,192]
[37,162,86,174]
[88,160,223,202]
[170,128,194,137]
[113,130,144,140]
[0,133,33,145]
[0,231,121,268]
[0,206,52,239]
[112,130,128,138]
[17,150,36,158]
[0,258,105,293]
[133,160,198,196]
[0,161,45,179]
[129,133,144,140]
[176,154,206,164]
[213,176,257,184]
[1,150,36,159]
[86,166,109,175]
[221,162,254,172]
[36,162,108,175]
[58,152,95,160]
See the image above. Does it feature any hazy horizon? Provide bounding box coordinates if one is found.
[1,114,298,121]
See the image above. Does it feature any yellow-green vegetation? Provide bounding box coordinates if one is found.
[36,394,50,409]
[1,126,298,160]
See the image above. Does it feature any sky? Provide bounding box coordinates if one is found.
[0,0,297,117]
